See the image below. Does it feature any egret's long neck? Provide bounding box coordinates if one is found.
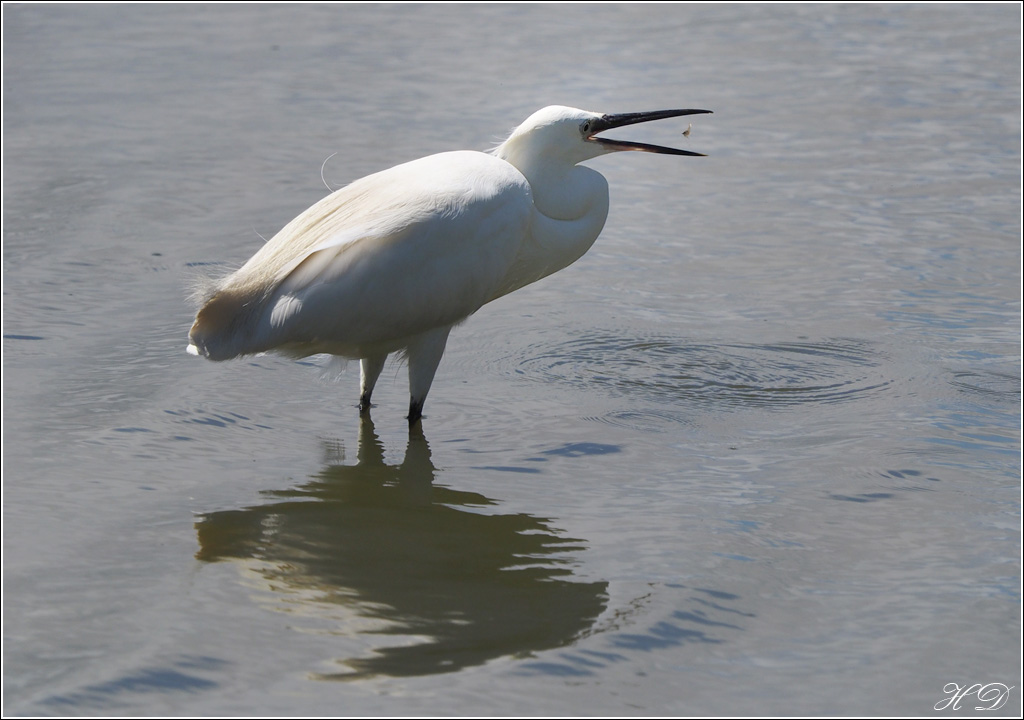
[497,141,598,218]
[490,146,611,299]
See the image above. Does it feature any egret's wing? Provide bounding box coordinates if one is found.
[261,152,533,353]
[272,222,381,295]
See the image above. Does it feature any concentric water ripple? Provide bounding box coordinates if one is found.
[508,330,892,410]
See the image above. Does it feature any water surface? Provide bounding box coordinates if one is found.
[3,4,1020,716]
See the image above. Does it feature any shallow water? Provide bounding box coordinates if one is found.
[3,4,1020,716]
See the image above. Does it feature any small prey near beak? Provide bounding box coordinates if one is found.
[588,108,712,156]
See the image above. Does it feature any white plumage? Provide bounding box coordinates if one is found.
[188,105,710,422]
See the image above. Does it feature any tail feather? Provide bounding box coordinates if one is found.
[188,285,269,361]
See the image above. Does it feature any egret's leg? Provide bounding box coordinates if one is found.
[359,355,387,413]
[405,326,452,424]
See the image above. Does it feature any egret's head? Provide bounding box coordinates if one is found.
[497,105,712,169]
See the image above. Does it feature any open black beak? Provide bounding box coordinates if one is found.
[588,108,712,156]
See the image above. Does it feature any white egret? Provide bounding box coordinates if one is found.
[187,105,711,423]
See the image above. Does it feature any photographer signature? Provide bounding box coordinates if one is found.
[935,683,1014,711]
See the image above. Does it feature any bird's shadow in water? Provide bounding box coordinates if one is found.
[194,416,609,680]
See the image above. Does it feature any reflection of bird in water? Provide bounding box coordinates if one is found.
[195,416,608,678]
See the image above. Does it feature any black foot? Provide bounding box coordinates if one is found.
[407,399,424,425]
[358,394,373,414]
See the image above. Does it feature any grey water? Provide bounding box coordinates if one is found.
[3,4,1020,716]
